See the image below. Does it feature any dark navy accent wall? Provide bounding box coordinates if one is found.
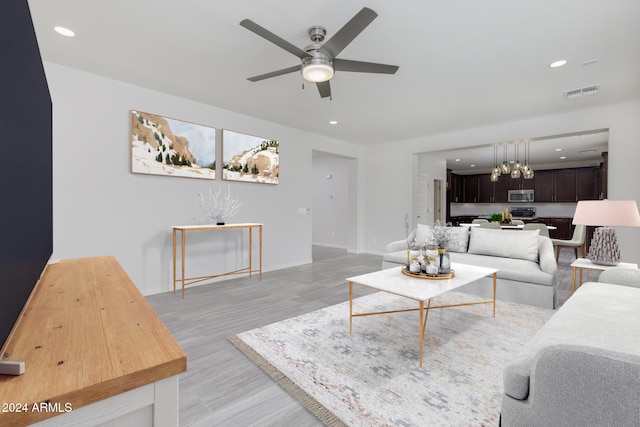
[0,0,53,353]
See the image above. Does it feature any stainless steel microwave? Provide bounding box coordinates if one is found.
[508,189,534,203]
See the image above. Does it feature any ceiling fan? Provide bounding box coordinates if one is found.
[240,7,399,99]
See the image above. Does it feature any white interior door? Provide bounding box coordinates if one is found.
[416,174,430,225]
[433,179,443,223]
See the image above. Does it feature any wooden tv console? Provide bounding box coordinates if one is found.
[0,256,187,426]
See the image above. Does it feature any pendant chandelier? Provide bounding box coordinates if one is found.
[489,141,535,182]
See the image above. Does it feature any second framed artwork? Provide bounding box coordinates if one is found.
[222,129,280,184]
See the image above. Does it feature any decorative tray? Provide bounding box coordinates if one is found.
[401,266,455,280]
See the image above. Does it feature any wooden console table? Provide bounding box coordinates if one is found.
[0,256,187,426]
[173,223,263,298]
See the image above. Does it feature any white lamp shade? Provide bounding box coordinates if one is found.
[572,200,640,227]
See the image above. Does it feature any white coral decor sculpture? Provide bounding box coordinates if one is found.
[197,185,243,225]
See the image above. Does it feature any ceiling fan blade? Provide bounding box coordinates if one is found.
[317,7,378,59]
[316,81,331,98]
[247,65,301,82]
[333,59,399,74]
[240,19,311,59]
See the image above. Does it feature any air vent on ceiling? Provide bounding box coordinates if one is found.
[563,84,600,100]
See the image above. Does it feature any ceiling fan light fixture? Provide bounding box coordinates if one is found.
[301,58,334,82]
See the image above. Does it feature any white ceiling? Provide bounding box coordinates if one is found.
[27,0,640,146]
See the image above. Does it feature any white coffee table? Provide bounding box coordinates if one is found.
[347,263,498,367]
[570,258,638,292]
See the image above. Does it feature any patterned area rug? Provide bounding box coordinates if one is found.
[229,291,554,426]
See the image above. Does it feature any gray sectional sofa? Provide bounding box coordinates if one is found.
[501,274,640,426]
[382,225,558,308]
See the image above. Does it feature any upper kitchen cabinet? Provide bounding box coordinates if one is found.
[462,174,479,203]
[447,170,462,203]
[534,169,575,202]
[554,169,577,202]
[534,167,600,202]
[576,167,601,200]
[508,174,535,190]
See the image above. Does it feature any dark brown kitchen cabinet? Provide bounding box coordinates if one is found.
[576,167,600,200]
[508,175,535,190]
[462,175,479,203]
[478,174,495,203]
[447,170,461,203]
[533,169,576,202]
[493,174,509,203]
[554,169,576,202]
[534,170,554,202]
[534,217,572,239]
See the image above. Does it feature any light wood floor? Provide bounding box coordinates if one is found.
[146,246,600,427]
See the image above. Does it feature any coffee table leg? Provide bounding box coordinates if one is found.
[419,300,424,367]
[572,266,576,293]
[349,281,353,334]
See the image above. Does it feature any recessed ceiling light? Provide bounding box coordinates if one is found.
[455,159,461,162]
[560,156,567,160]
[470,164,476,168]
[328,120,338,125]
[555,148,563,152]
[549,60,567,68]
[54,26,75,37]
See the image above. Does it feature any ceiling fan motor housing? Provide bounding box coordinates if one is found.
[308,26,326,42]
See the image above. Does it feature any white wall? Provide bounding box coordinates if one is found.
[312,152,351,249]
[362,100,640,264]
[46,62,362,295]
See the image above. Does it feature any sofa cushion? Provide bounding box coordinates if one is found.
[449,252,555,286]
[468,227,539,262]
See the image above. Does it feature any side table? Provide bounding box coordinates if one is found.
[570,258,638,293]
[173,223,263,298]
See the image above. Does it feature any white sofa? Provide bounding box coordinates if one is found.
[382,225,558,308]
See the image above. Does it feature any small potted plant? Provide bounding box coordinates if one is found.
[490,213,502,222]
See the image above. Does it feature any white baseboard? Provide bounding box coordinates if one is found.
[312,242,348,250]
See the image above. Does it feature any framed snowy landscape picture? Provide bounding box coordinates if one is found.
[222,129,280,184]
[130,110,216,180]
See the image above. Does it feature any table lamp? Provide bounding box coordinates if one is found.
[572,199,640,265]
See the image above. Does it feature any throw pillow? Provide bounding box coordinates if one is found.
[445,226,470,253]
[467,227,540,262]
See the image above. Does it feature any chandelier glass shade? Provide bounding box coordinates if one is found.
[500,145,511,174]
[510,142,521,178]
[490,145,500,182]
[523,141,535,179]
